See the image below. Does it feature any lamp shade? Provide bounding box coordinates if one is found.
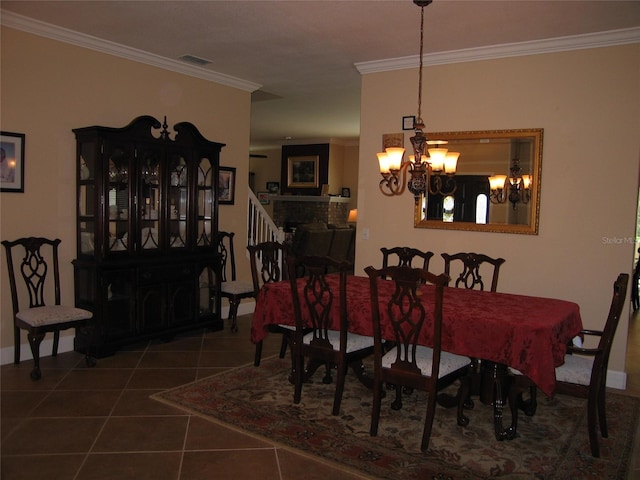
[521,174,532,189]
[384,147,405,171]
[444,152,460,174]
[377,152,390,174]
[488,174,507,190]
[347,209,358,223]
[427,148,448,171]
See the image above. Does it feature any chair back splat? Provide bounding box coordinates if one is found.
[441,252,505,292]
[380,247,434,284]
[365,265,471,451]
[248,241,291,366]
[2,237,95,380]
[216,231,255,333]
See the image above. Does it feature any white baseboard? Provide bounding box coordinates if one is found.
[0,300,257,366]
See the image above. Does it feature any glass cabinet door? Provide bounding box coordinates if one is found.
[138,147,161,251]
[197,157,214,246]
[168,152,188,249]
[106,147,131,254]
[78,141,96,256]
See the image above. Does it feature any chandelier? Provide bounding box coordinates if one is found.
[377,0,459,203]
[488,142,531,209]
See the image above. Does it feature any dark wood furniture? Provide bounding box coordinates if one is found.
[441,252,505,292]
[2,237,95,379]
[287,255,374,416]
[249,241,292,366]
[252,274,582,440]
[217,231,255,333]
[440,252,507,406]
[508,273,628,456]
[366,265,471,451]
[72,116,225,357]
[380,247,434,282]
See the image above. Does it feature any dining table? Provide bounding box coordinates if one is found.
[251,273,583,440]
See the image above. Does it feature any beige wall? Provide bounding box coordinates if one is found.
[0,27,252,361]
[357,44,640,388]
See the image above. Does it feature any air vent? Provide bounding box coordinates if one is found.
[178,54,212,66]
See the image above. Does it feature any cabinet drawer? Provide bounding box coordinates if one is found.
[137,264,195,284]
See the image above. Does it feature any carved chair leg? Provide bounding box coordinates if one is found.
[14,326,20,364]
[84,324,96,368]
[52,330,60,356]
[457,375,471,426]
[228,298,240,333]
[27,330,45,380]
[279,334,288,358]
[254,340,264,366]
[391,385,403,410]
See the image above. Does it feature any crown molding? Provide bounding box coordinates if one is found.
[355,27,640,74]
[0,10,262,92]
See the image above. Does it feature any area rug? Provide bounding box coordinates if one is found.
[152,357,639,479]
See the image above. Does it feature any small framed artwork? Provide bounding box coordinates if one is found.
[257,191,270,205]
[287,155,319,188]
[1,131,25,193]
[341,187,351,198]
[382,133,404,150]
[218,166,236,205]
[402,115,416,130]
[266,181,279,194]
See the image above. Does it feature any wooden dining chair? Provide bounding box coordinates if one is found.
[287,254,374,416]
[380,247,434,282]
[249,241,293,366]
[441,252,507,405]
[216,231,256,333]
[365,265,471,452]
[508,273,628,457]
[441,252,505,292]
[2,237,95,380]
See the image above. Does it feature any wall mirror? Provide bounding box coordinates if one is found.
[414,129,543,234]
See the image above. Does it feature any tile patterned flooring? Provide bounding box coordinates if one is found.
[2,313,640,479]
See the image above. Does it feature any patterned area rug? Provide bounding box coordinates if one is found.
[152,357,639,479]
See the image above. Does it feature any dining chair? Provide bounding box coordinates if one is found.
[249,241,294,366]
[508,273,629,457]
[380,247,434,282]
[440,252,505,292]
[365,264,471,452]
[2,237,95,380]
[440,252,507,406]
[287,254,374,416]
[216,231,256,333]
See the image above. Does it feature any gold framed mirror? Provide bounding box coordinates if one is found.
[414,129,543,234]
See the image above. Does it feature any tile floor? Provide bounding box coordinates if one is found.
[2,312,640,479]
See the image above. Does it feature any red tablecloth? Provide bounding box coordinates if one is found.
[251,275,582,397]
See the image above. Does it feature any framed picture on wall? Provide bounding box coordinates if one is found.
[257,191,270,205]
[1,131,25,193]
[218,166,236,205]
[341,187,350,198]
[287,155,319,188]
[266,181,279,194]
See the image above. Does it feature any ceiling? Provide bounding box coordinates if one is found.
[2,1,640,150]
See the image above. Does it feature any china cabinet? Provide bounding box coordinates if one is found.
[72,116,224,357]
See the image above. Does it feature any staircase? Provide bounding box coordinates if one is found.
[247,189,285,247]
